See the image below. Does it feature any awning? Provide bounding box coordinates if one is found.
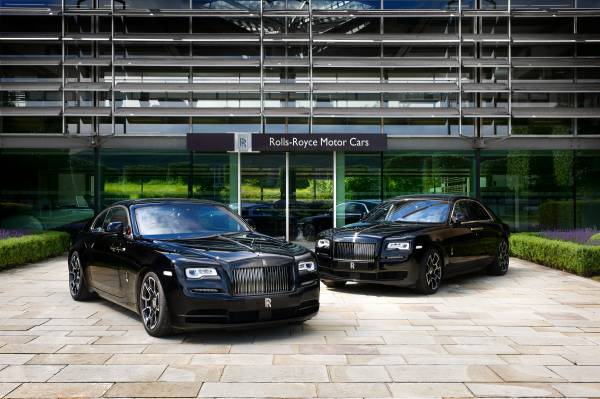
[64,107,111,117]
[0,107,61,116]
[113,57,259,67]
[0,83,61,91]
[114,83,260,93]
[512,107,600,118]
[313,57,459,68]
[114,107,260,117]
[63,82,112,92]
[314,82,459,93]
[0,57,61,66]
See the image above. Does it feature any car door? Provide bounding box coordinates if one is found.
[88,206,129,299]
[446,200,480,275]
[462,200,498,266]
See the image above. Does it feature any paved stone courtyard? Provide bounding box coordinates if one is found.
[0,257,599,398]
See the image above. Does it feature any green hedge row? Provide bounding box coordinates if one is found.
[509,233,600,276]
[0,231,71,270]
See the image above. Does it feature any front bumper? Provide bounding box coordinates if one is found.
[317,253,422,287]
[164,280,320,329]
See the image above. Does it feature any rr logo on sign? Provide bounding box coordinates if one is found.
[350,262,356,270]
[264,298,272,308]
[235,133,252,152]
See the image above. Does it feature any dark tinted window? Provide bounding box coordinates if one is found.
[91,210,109,231]
[452,202,470,222]
[104,207,130,230]
[465,201,492,221]
[346,203,366,214]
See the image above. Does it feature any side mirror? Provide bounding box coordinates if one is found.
[106,221,124,236]
[244,218,256,230]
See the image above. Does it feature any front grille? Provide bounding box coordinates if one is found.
[231,265,293,296]
[334,242,377,261]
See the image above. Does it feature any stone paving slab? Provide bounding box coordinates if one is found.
[0,256,598,398]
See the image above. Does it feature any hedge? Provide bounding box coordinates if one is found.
[509,233,600,276]
[0,231,71,270]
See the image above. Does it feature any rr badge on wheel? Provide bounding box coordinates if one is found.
[264,298,272,308]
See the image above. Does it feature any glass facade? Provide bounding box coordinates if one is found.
[1,0,599,244]
[2,148,600,245]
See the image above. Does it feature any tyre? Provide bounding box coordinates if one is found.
[139,272,172,337]
[322,279,346,289]
[415,247,443,295]
[303,224,316,241]
[68,251,94,301]
[487,238,509,276]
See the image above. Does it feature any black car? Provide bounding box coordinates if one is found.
[299,200,381,241]
[315,195,510,295]
[238,202,298,240]
[68,199,320,336]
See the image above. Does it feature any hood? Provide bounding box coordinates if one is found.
[328,221,439,240]
[148,232,310,263]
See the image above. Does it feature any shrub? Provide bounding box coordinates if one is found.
[0,231,70,270]
[510,233,600,276]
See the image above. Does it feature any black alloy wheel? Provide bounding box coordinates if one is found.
[488,239,510,276]
[68,251,93,301]
[415,247,443,295]
[139,272,172,337]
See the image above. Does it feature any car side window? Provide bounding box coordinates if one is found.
[452,201,470,222]
[90,210,109,232]
[346,203,363,214]
[466,201,492,221]
[103,207,130,231]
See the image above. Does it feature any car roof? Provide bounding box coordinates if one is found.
[390,194,473,202]
[111,198,224,208]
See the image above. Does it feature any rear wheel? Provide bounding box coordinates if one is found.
[68,251,94,301]
[415,248,443,295]
[139,272,172,337]
[487,239,509,276]
[322,279,346,289]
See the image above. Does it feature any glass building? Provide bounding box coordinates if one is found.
[1,0,599,244]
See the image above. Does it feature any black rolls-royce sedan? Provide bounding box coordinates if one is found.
[68,199,319,336]
[315,195,510,295]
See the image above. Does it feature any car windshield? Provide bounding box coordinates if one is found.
[134,203,249,239]
[364,199,450,224]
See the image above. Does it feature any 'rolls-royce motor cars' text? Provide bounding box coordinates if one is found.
[68,199,320,336]
[315,195,509,295]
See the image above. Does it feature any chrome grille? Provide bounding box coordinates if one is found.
[231,265,293,296]
[334,242,377,261]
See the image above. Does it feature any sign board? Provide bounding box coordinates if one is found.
[187,133,387,152]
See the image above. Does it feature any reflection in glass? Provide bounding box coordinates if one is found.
[100,150,189,207]
[290,154,333,244]
[0,149,95,231]
[240,153,287,239]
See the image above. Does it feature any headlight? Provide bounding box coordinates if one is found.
[185,267,219,279]
[386,241,411,251]
[298,260,317,272]
[316,239,330,249]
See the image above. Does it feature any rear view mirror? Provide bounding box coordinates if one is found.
[106,221,124,235]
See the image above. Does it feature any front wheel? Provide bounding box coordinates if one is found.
[487,239,509,276]
[139,272,172,337]
[68,251,94,301]
[415,248,443,295]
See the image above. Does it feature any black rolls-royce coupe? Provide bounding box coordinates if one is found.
[68,199,319,336]
[315,195,510,295]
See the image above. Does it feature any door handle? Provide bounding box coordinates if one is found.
[110,245,126,253]
[470,227,484,231]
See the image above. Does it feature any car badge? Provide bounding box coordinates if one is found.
[265,298,272,308]
[350,262,356,270]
